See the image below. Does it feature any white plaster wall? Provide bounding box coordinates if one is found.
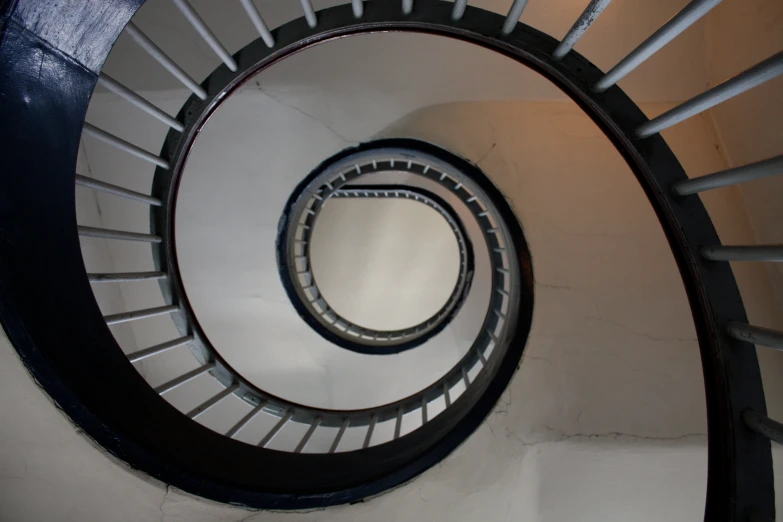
[3,4,783,520]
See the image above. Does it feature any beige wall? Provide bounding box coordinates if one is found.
[706,0,783,311]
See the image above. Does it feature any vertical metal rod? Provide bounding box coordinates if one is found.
[743,410,783,445]
[421,396,428,423]
[104,305,179,325]
[363,414,378,448]
[128,335,193,363]
[727,322,783,350]
[502,0,529,35]
[702,245,783,262]
[300,0,317,28]
[637,51,783,138]
[477,347,487,365]
[75,174,162,206]
[124,22,208,100]
[402,0,413,15]
[443,382,452,407]
[553,0,612,59]
[82,123,170,169]
[258,411,293,447]
[394,407,403,440]
[226,402,266,438]
[89,271,167,283]
[238,0,275,48]
[672,155,783,195]
[452,0,468,20]
[594,0,721,92]
[171,0,237,71]
[294,417,321,453]
[351,0,363,18]
[462,367,470,387]
[329,418,349,453]
[187,384,239,419]
[78,225,162,243]
[97,74,184,131]
[154,363,215,394]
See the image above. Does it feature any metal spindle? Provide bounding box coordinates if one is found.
[421,396,428,423]
[351,0,363,18]
[97,74,184,131]
[402,0,414,15]
[238,0,275,47]
[363,414,378,448]
[75,174,162,206]
[124,22,208,100]
[672,155,783,196]
[82,123,169,169]
[89,272,167,283]
[187,384,239,419]
[637,51,783,138]
[155,363,215,394]
[502,0,529,35]
[226,402,266,438]
[294,417,321,453]
[443,382,452,407]
[594,0,721,92]
[743,410,783,445]
[394,407,403,439]
[171,0,238,72]
[329,418,349,453]
[78,225,162,243]
[553,0,612,60]
[727,322,783,350]
[452,0,468,20]
[104,305,179,325]
[702,245,783,262]
[127,335,193,363]
[300,0,317,28]
[462,367,470,387]
[259,411,293,447]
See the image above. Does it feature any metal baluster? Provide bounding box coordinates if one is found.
[637,51,783,138]
[238,0,275,48]
[294,417,321,453]
[553,0,612,59]
[124,22,208,100]
[187,384,239,419]
[594,0,722,92]
[727,323,783,350]
[300,0,317,28]
[226,402,267,438]
[673,155,783,196]
[702,245,783,262]
[171,0,238,71]
[104,305,179,325]
[259,411,293,447]
[452,0,468,20]
[329,418,349,453]
[75,174,162,206]
[89,272,167,283]
[502,0,529,35]
[743,410,783,445]
[363,414,378,448]
[97,74,184,131]
[127,335,193,363]
[351,0,363,18]
[78,225,162,243]
[155,363,215,394]
[82,123,169,169]
[394,407,403,440]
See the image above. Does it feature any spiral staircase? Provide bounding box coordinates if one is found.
[1,0,783,520]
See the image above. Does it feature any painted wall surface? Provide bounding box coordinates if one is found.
[705,0,783,311]
[3,1,783,520]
